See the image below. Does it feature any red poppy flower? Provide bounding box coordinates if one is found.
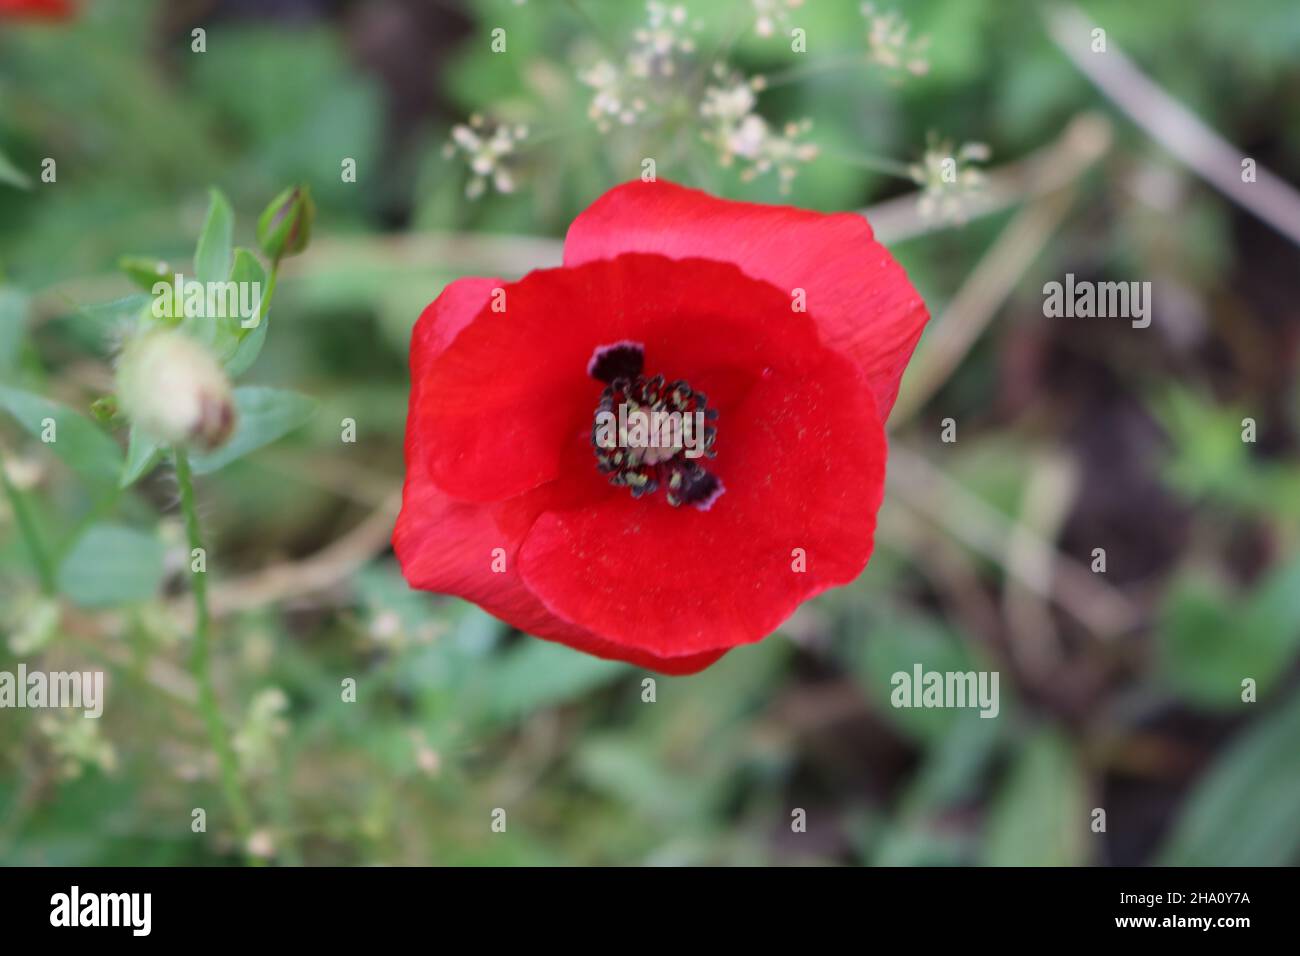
[395,180,928,674]
[0,0,74,18]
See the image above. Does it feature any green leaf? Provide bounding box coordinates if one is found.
[873,821,974,866]
[188,386,315,474]
[846,609,1006,743]
[984,729,1087,866]
[225,318,267,378]
[117,256,173,292]
[56,523,166,607]
[181,188,239,361]
[1159,692,1300,866]
[478,639,627,721]
[222,248,269,375]
[194,187,234,285]
[1152,388,1274,515]
[0,287,29,372]
[0,385,123,485]
[871,713,1004,866]
[119,426,163,489]
[79,293,153,328]
[574,736,708,825]
[900,709,1004,813]
[0,147,32,190]
[1158,560,1300,709]
[228,248,267,322]
[179,245,263,362]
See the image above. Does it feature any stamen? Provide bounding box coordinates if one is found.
[664,461,724,509]
[587,340,645,383]
[590,357,722,510]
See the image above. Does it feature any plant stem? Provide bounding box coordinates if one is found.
[819,146,915,181]
[564,0,617,54]
[0,447,56,594]
[759,53,869,89]
[174,447,255,855]
[255,260,280,327]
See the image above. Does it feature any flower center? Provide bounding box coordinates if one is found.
[588,342,723,510]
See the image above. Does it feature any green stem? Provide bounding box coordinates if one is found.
[174,448,255,856]
[693,0,750,86]
[819,146,916,181]
[564,0,617,53]
[255,260,280,327]
[0,447,56,594]
[760,53,869,89]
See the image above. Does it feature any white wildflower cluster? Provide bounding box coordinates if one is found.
[752,0,804,38]
[233,687,290,777]
[39,714,117,780]
[862,2,930,80]
[909,134,991,224]
[5,595,59,655]
[579,2,697,133]
[631,2,696,77]
[408,728,442,778]
[366,605,442,649]
[443,114,528,200]
[579,59,649,131]
[700,69,818,193]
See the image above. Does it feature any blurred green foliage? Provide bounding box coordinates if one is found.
[1,0,1299,865]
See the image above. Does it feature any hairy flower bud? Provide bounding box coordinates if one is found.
[116,331,236,451]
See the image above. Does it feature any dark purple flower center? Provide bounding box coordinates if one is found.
[588,341,722,510]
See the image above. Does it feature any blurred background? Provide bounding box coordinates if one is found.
[1,0,1299,865]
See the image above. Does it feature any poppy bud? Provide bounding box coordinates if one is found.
[116,331,236,451]
[256,185,315,262]
[89,395,117,424]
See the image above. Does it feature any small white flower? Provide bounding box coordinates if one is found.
[40,714,117,779]
[908,133,991,224]
[444,115,528,199]
[6,596,60,655]
[579,59,647,130]
[752,0,804,38]
[409,729,442,777]
[862,2,930,80]
[700,68,818,193]
[233,687,290,778]
[700,81,758,124]
[369,609,403,643]
[247,830,277,859]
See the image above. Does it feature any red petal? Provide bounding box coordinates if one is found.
[535,631,729,675]
[417,254,829,503]
[0,0,73,18]
[401,238,894,671]
[395,277,570,635]
[517,347,886,657]
[395,275,731,676]
[397,464,726,673]
[564,179,929,421]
